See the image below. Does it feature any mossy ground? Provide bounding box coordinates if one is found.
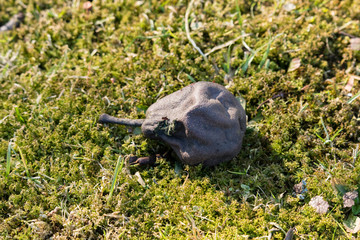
[0,0,360,239]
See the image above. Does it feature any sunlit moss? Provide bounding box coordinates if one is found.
[0,0,359,239]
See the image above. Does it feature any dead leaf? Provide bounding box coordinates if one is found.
[344,74,360,92]
[343,191,358,208]
[284,227,296,240]
[350,38,360,51]
[104,211,122,219]
[283,3,296,12]
[324,78,334,85]
[299,84,310,92]
[288,58,301,72]
[134,171,146,187]
[47,207,61,217]
[344,214,360,234]
[309,196,329,214]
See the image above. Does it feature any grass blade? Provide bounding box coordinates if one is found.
[235,0,243,28]
[108,155,125,201]
[265,58,270,69]
[238,35,279,75]
[1,63,9,78]
[228,170,246,175]
[205,34,250,57]
[331,128,343,141]
[347,91,360,104]
[15,107,25,124]
[226,44,232,72]
[299,103,309,113]
[240,49,258,73]
[186,74,196,83]
[315,133,325,142]
[320,117,330,141]
[258,40,272,70]
[6,140,12,178]
[17,145,30,178]
[258,34,283,70]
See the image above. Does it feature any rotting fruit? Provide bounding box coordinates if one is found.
[99,81,246,166]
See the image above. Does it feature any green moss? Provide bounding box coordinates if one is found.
[0,0,360,238]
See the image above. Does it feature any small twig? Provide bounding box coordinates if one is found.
[339,31,357,38]
[204,34,250,56]
[336,21,354,32]
[256,92,287,110]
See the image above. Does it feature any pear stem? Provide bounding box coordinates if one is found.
[98,114,144,127]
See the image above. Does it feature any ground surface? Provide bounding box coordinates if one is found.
[0,0,360,239]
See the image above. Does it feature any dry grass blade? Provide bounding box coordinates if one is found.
[204,34,250,57]
[284,227,295,240]
[134,171,146,187]
[185,0,208,63]
[17,145,30,178]
[344,74,360,92]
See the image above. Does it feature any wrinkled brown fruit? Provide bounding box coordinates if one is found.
[99,82,246,166]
